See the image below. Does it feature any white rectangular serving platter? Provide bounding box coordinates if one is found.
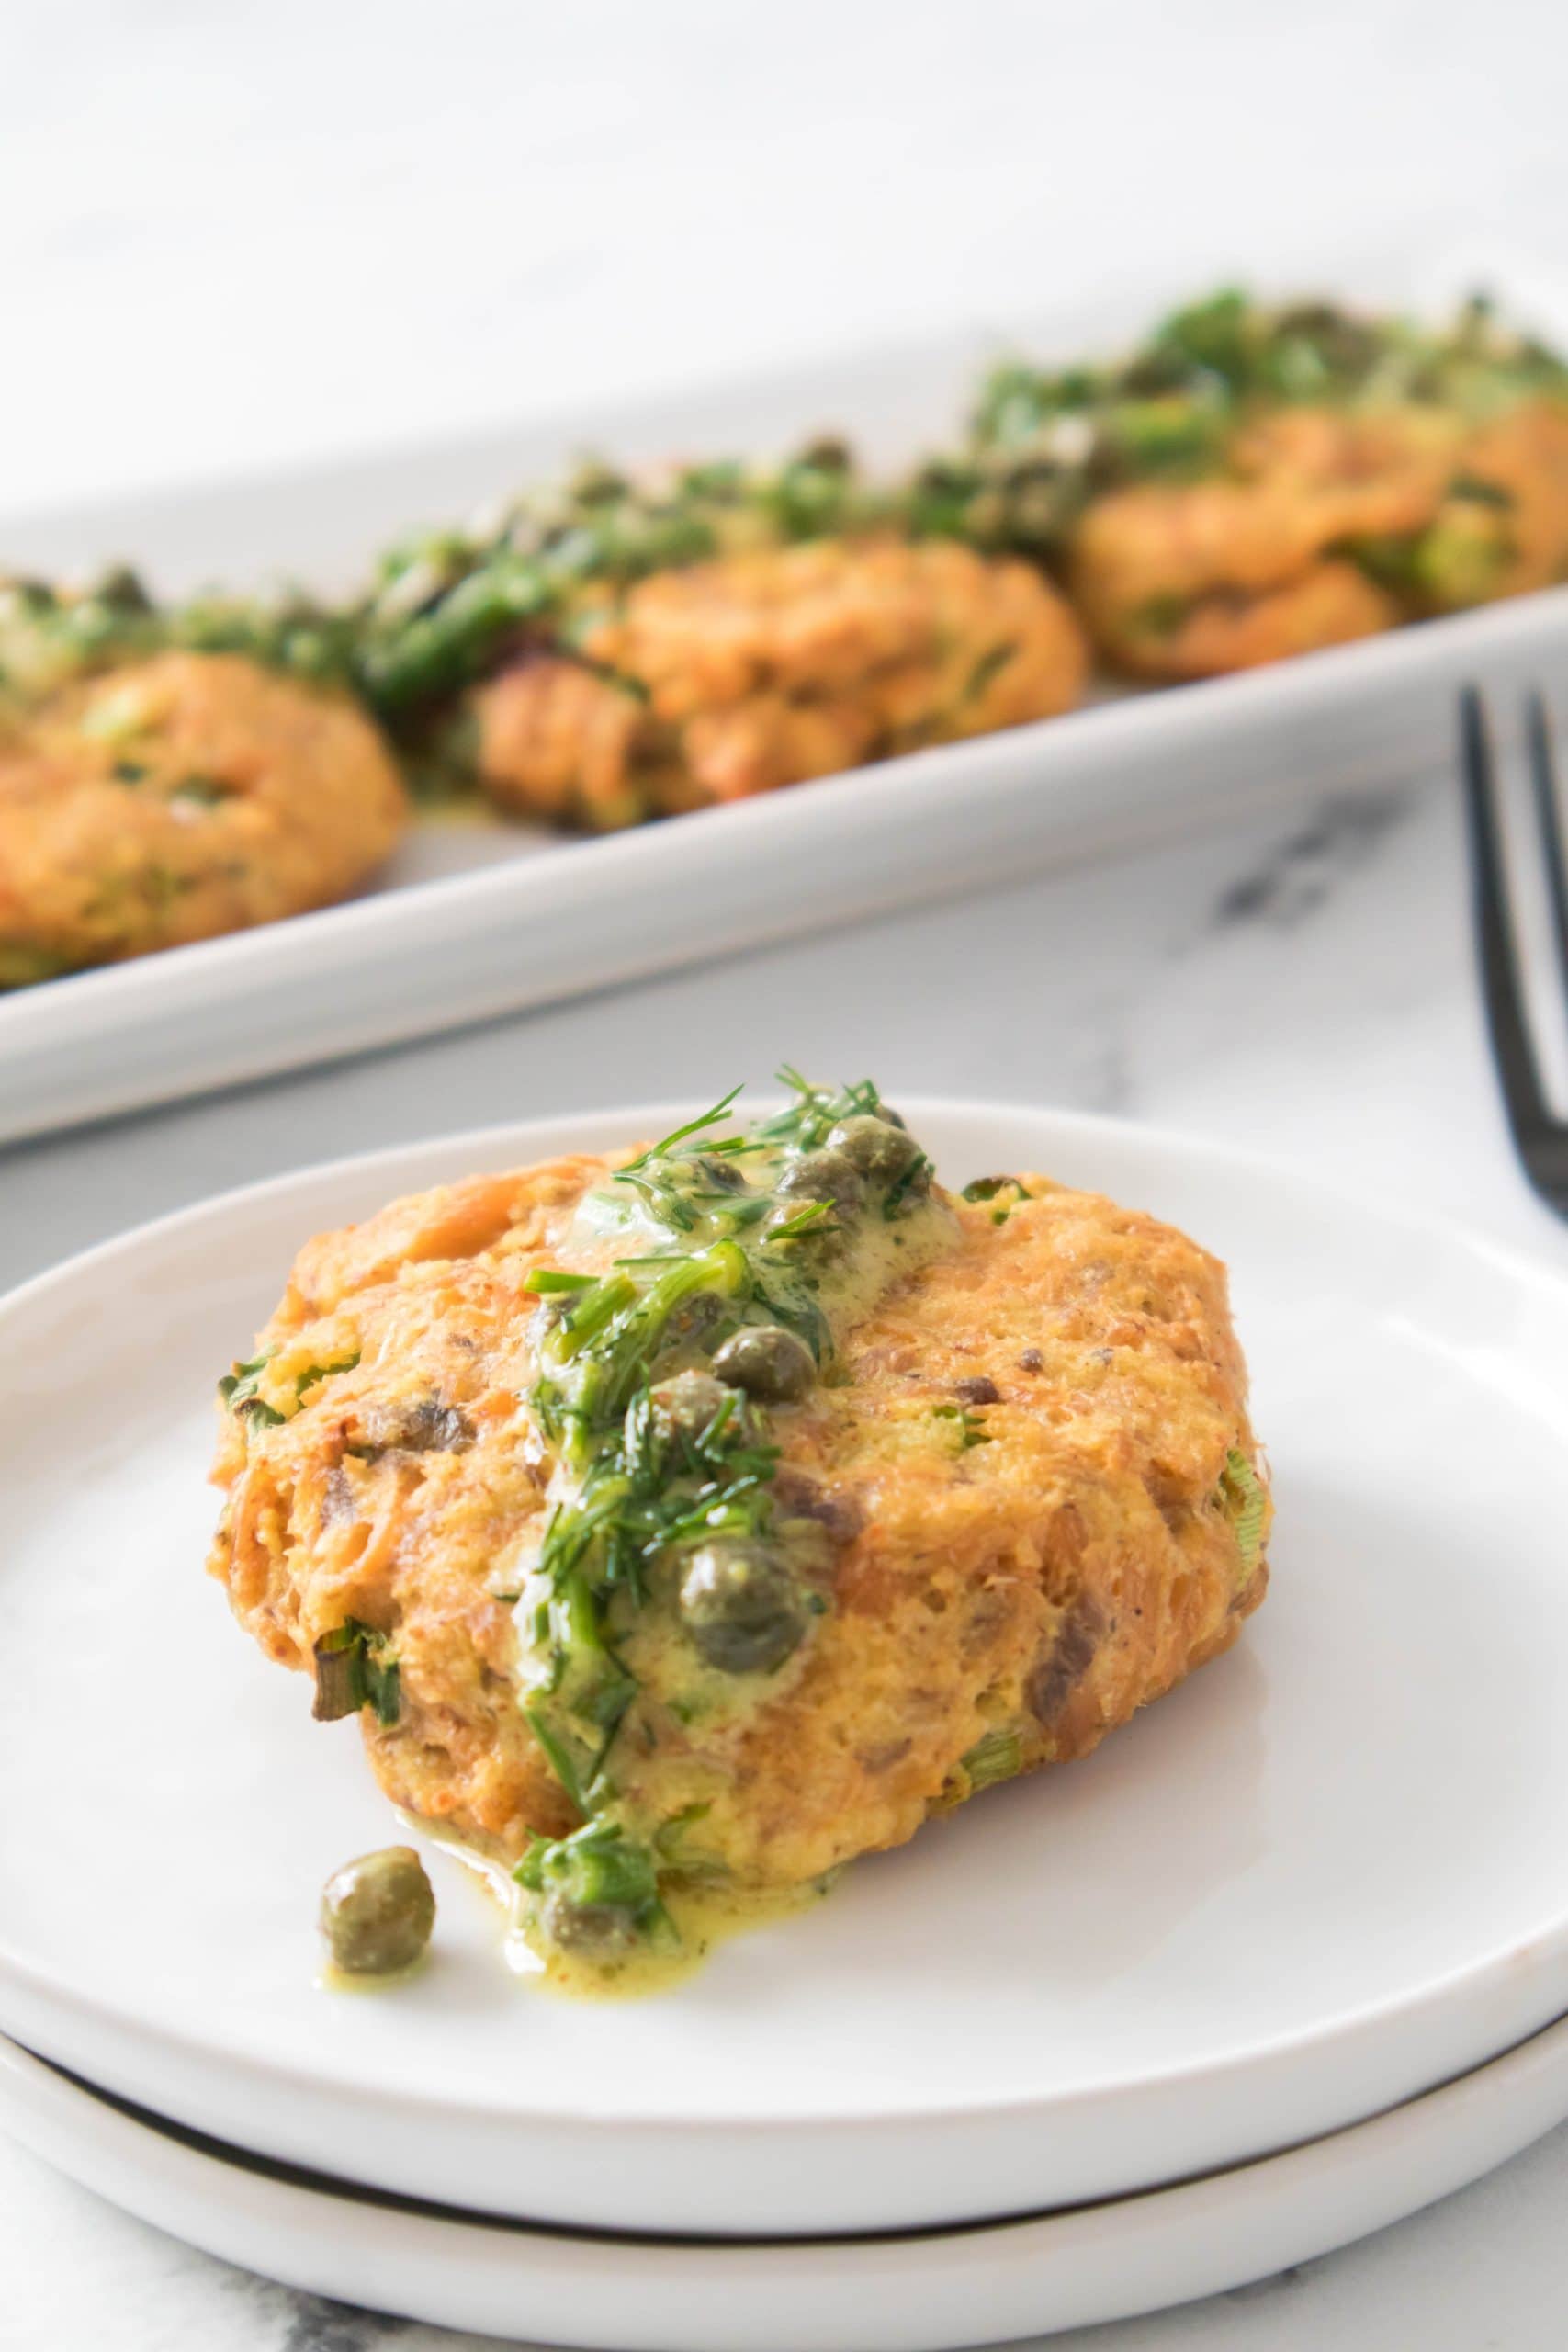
[4,238,1568,1146]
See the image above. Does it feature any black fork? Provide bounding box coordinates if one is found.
[1461,685,1568,1213]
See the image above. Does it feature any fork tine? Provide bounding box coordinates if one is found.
[1461,686,1554,1148]
[1525,691,1568,1014]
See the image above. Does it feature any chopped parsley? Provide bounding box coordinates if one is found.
[961,1174,1034,1226]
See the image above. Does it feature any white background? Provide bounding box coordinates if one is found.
[6,3,1568,2347]
[5,0,1568,519]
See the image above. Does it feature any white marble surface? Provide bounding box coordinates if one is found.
[6,2,1568,2346]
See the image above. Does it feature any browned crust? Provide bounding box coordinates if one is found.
[0,650,409,975]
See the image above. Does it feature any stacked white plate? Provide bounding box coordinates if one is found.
[6,1102,1568,2346]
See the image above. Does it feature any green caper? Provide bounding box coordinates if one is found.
[320,1846,435,1976]
[692,1154,749,1193]
[712,1323,815,1403]
[827,1114,921,1186]
[679,1539,807,1674]
[540,1886,639,1956]
[649,1369,731,1443]
[661,1290,728,1350]
[776,1148,862,1210]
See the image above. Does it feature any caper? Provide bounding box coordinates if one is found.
[692,1154,749,1193]
[662,1290,727,1350]
[712,1323,815,1403]
[539,1887,639,1957]
[679,1539,807,1674]
[320,1846,435,1976]
[649,1369,731,1443]
[827,1114,921,1186]
[776,1148,862,1210]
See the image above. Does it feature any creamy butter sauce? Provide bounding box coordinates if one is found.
[407,1804,834,2001]
[534,1876,836,2003]
[315,1956,430,1996]
[491,1077,955,1995]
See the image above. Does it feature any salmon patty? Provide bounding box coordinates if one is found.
[466,539,1088,828]
[964,289,1568,679]
[1067,406,1458,678]
[209,1082,1269,1981]
[0,650,409,985]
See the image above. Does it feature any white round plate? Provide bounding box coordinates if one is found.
[5,1102,1568,2239]
[7,2012,1568,2351]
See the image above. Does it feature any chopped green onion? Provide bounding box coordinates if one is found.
[513,1818,667,1936]
[961,1728,1023,1792]
[312,1620,401,1725]
[1219,1448,1268,1574]
[292,1352,359,1400]
[218,1350,285,1428]
[525,1702,590,1815]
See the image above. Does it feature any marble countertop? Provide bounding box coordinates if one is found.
[6,2,1568,2344]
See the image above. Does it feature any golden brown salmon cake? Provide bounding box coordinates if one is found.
[1108,560,1395,679]
[208,1085,1269,1976]
[1068,404,1458,679]
[466,538,1088,828]
[0,650,409,985]
[1395,396,1568,611]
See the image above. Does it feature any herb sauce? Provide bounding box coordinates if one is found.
[503,1072,955,1984]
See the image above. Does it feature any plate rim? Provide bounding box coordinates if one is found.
[5,2003,1568,2349]
[6,1994,1568,2247]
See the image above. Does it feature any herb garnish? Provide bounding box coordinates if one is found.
[1218,1447,1268,1575]
[515,1818,670,1947]
[312,1619,401,1725]
[934,1403,991,1451]
[218,1347,359,1430]
[960,1727,1022,1791]
[961,1173,1035,1226]
[292,1352,360,1399]
[352,446,886,723]
[509,1073,946,1959]
[218,1351,284,1429]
